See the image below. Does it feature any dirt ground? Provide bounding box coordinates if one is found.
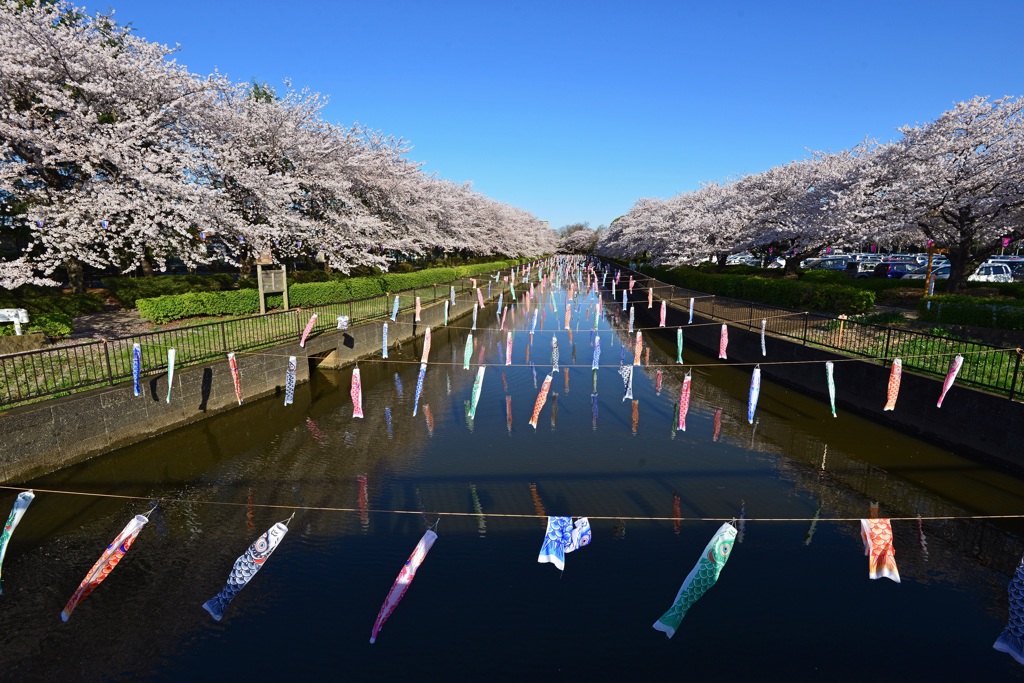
[62,308,161,344]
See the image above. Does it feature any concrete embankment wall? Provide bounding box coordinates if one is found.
[639,293,1024,472]
[0,285,489,483]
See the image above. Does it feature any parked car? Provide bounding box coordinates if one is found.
[972,263,1014,283]
[903,263,1013,283]
[872,260,919,279]
[987,258,1024,281]
[802,256,849,271]
[845,260,878,278]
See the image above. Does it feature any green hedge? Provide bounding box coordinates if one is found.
[917,295,1024,330]
[643,265,875,314]
[0,290,105,317]
[286,278,387,307]
[381,268,457,292]
[137,290,261,323]
[136,259,526,323]
[0,312,74,339]
[102,274,236,308]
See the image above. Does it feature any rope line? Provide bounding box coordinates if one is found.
[232,344,1020,367]
[1,484,1020,524]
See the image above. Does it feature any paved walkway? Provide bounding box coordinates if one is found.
[64,308,159,344]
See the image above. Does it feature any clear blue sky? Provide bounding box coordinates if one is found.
[104,0,1024,231]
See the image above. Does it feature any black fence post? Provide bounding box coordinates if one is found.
[883,327,893,361]
[1010,350,1022,401]
[220,322,228,354]
[104,341,114,386]
[802,312,809,345]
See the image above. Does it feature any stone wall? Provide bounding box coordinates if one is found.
[0,283,491,482]
[637,293,1024,472]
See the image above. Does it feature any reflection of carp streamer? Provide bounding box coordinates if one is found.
[529,374,553,428]
[423,404,434,436]
[529,483,546,517]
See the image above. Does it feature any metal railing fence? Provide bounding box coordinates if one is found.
[616,264,1024,401]
[0,272,505,408]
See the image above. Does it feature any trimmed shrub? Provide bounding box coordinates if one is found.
[0,290,105,317]
[381,268,458,292]
[102,274,237,308]
[0,312,74,339]
[917,295,1024,330]
[137,290,261,323]
[643,265,875,314]
[135,259,524,323]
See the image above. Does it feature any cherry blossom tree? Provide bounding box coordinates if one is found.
[878,96,1024,292]
[734,145,886,274]
[0,0,224,290]
[557,228,597,254]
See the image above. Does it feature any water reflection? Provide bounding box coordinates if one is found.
[0,276,1023,679]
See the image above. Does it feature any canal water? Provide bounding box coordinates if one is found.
[2,280,1024,681]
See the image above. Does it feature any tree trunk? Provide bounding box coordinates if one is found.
[784,255,803,276]
[715,252,728,269]
[239,256,253,281]
[65,258,84,294]
[944,245,971,294]
[140,257,154,277]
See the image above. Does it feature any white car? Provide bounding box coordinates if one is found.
[903,263,1012,283]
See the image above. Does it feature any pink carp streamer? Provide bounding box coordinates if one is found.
[718,325,728,359]
[936,354,963,408]
[61,512,151,621]
[648,287,653,309]
[477,288,485,309]
[370,529,438,644]
[351,367,364,418]
[506,331,513,366]
[299,313,317,347]
[633,331,643,366]
[883,358,902,411]
[713,408,722,441]
[677,371,692,431]
[421,327,432,364]
[660,300,667,327]
[415,297,421,322]
[227,352,243,405]
[529,373,554,428]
